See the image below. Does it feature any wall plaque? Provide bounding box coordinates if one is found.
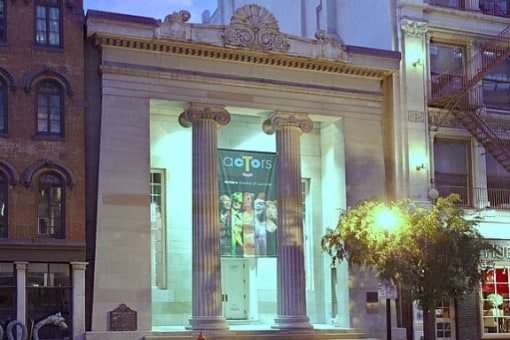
[109,303,137,331]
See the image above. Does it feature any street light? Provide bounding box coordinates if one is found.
[373,205,403,340]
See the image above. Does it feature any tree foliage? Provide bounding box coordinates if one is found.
[321,194,493,313]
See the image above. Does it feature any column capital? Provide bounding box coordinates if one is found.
[70,262,88,271]
[14,261,28,270]
[179,103,230,128]
[262,112,313,135]
[400,19,428,39]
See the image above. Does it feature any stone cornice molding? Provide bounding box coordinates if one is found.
[93,35,394,79]
[400,19,428,39]
[222,4,289,53]
[178,104,231,128]
[262,112,313,135]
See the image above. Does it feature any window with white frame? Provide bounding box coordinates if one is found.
[481,266,510,335]
[150,169,166,289]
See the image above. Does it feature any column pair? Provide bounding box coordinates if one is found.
[180,105,312,330]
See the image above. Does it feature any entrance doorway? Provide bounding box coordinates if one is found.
[435,299,455,339]
[221,258,249,319]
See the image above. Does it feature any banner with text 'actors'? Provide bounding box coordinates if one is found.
[218,149,277,257]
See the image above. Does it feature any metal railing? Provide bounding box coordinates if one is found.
[435,185,510,209]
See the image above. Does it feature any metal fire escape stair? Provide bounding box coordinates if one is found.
[429,25,510,173]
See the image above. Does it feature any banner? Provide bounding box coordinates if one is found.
[218,149,277,257]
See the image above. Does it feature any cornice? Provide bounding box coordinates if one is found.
[93,34,394,80]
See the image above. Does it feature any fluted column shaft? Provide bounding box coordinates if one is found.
[179,104,230,331]
[264,112,313,330]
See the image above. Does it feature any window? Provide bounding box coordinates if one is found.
[486,153,510,208]
[27,263,70,339]
[0,0,5,42]
[434,139,471,206]
[0,77,6,133]
[430,42,465,101]
[35,0,62,47]
[0,263,15,334]
[481,267,510,335]
[150,170,166,289]
[0,171,6,238]
[482,57,510,110]
[37,80,64,136]
[37,172,64,238]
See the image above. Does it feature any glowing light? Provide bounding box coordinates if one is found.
[373,205,402,233]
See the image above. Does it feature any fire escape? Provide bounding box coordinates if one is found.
[429,25,510,173]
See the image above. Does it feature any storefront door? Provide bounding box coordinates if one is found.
[221,258,248,320]
[435,299,455,339]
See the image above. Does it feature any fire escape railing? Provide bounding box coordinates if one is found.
[428,25,510,173]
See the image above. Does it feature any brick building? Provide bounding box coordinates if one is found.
[0,0,87,338]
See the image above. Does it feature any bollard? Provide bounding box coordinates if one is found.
[196,331,207,340]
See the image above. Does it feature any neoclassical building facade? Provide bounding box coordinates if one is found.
[84,4,399,339]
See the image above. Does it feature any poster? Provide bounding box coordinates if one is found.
[218,149,277,257]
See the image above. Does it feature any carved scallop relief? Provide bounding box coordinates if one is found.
[222,4,289,53]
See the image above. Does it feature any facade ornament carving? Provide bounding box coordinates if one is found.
[315,30,346,60]
[179,104,230,127]
[408,110,425,123]
[154,10,191,40]
[400,19,428,38]
[222,4,289,53]
[262,112,313,135]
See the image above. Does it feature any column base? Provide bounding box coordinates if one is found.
[271,315,313,330]
[186,316,229,331]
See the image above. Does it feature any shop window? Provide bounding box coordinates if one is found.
[37,172,64,238]
[27,263,70,339]
[482,267,510,335]
[0,263,15,337]
[150,169,166,289]
[434,139,471,206]
[0,77,6,134]
[35,0,62,47]
[36,80,64,137]
[0,171,6,238]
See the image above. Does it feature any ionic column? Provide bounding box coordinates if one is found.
[179,104,230,331]
[71,262,88,340]
[263,112,313,330]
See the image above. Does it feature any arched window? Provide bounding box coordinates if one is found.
[37,172,64,238]
[0,171,6,238]
[36,80,64,136]
[0,77,6,134]
[35,0,62,47]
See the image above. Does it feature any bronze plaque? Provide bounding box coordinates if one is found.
[109,303,137,331]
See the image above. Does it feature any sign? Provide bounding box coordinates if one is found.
[218,149,277,257]
[109,304,137,331]
[378,282,397,300]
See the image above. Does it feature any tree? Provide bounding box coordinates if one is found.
[321,194,494,340]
